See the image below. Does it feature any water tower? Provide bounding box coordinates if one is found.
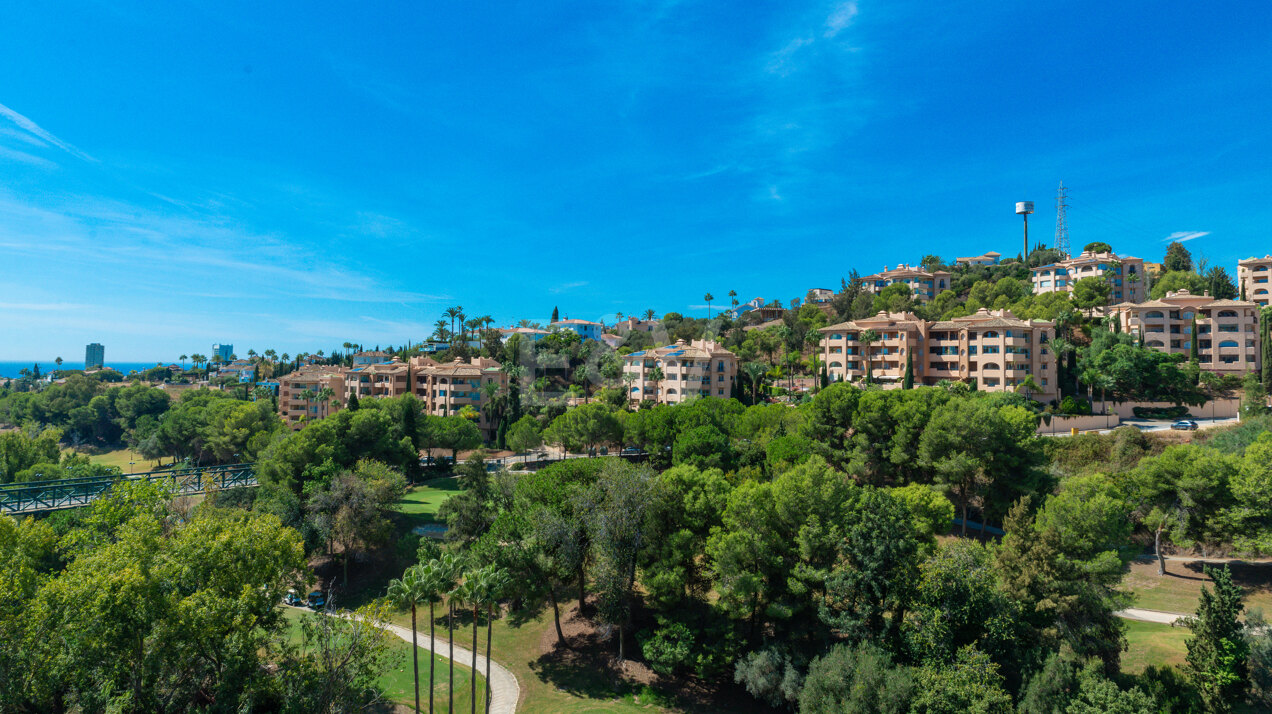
[1016,201,1034,268]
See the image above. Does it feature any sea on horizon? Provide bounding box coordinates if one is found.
[0,361,175,379]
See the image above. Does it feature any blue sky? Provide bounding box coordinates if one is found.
[1,1,1270,361]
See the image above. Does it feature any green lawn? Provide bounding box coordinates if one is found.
[397,477,464,530]
[71,447,165,473]
[282,607,484,711]
[1121,620,1188,674]
[1120,560,1272,615]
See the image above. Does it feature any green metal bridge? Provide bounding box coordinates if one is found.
[0,463,257,516]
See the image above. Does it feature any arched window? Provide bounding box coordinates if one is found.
[1257,289,1270,295]
[666,388,678,395]
[1145,311,1165,319]
[1219,340,1239,348]
[1147,340,1165,347]
[982,331,999,339]
[829,361,843,369]
[1218,310,1238,318]
[982,362,1001,371]
[1182,312,1195,320]
[666,360,677,367]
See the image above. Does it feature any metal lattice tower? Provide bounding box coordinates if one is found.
[1054,181,1070,257]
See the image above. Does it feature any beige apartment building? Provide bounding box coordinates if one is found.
[411,356,507,437]
[621,339,738,405]
[1238,255,1272,306]
[861,264,952,303]
[1030,250,1145,304]
[1109,290,1262,376]
[955,251,1002,267]
[277,365,347,427]
[818,309,1059,401]
[615,317,660,335]
[344,360,410,399]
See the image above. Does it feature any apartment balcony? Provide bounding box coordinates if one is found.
[1004,352,1031,363]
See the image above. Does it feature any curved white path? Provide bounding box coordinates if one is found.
[1116,607,1187,625]
[288,606,520,714]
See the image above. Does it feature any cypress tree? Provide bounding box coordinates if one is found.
[347,391,360,411]
[495,418,508,450]
[551,306,560,323]
[1262,308,1271,388]
[1190,315,1199,363]
[902,351,914,389]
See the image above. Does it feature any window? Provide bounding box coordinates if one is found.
[1219,340,1239,348]
[982,331,999,338]
[1217,310,1238,318]
[1219,324,1239,332]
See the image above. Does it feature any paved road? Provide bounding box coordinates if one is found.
[290,606,520,714]
[1043,415,1238,437]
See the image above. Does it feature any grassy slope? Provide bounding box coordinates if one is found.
[397,477,463,529]
[1120,560,1272,614]
[1121,620,1188,675]
[282,607,484,711]
[70,447,165,472]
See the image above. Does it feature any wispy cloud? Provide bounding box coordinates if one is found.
[0,102,95,161]
[0,302,90,311]
[0,145,57,169]
[1163,230,1210,243]
[549,281,589,294]
[768,185,784,201]
[824,1,859,37]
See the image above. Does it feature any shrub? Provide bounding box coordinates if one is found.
[1058,396,1093,415]
[639,622,695,675]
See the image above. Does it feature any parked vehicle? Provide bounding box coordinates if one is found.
[307,590,326,609]
[283,589,302,606]
[1170,420,1199,431]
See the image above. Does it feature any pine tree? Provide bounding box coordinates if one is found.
[902,352,914,389]
[1185,565,1249,713]
[347,391,360,411]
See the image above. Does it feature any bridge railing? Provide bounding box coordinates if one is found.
[0,464,257,515]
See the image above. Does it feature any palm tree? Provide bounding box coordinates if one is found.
[387,566,427,714]
[442,557,467,714]
[742,361,768,403]
[445,307,463,345]
[1015,374,1042,400]
[54,356,63,370]
[179,354,188,370]
[475,566,510,714]
[433,319,449,343]
[316,387,336,418]
[1200,370,1223,422]
[704,292,715,319]
[647,366,665,400]
[728,289,738,309]
[857,329,879,383]
[643,309,656,321]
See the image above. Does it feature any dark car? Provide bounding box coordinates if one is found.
[283,589,302,606]
[307,590,326,609]
[1170,420,1199,431]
